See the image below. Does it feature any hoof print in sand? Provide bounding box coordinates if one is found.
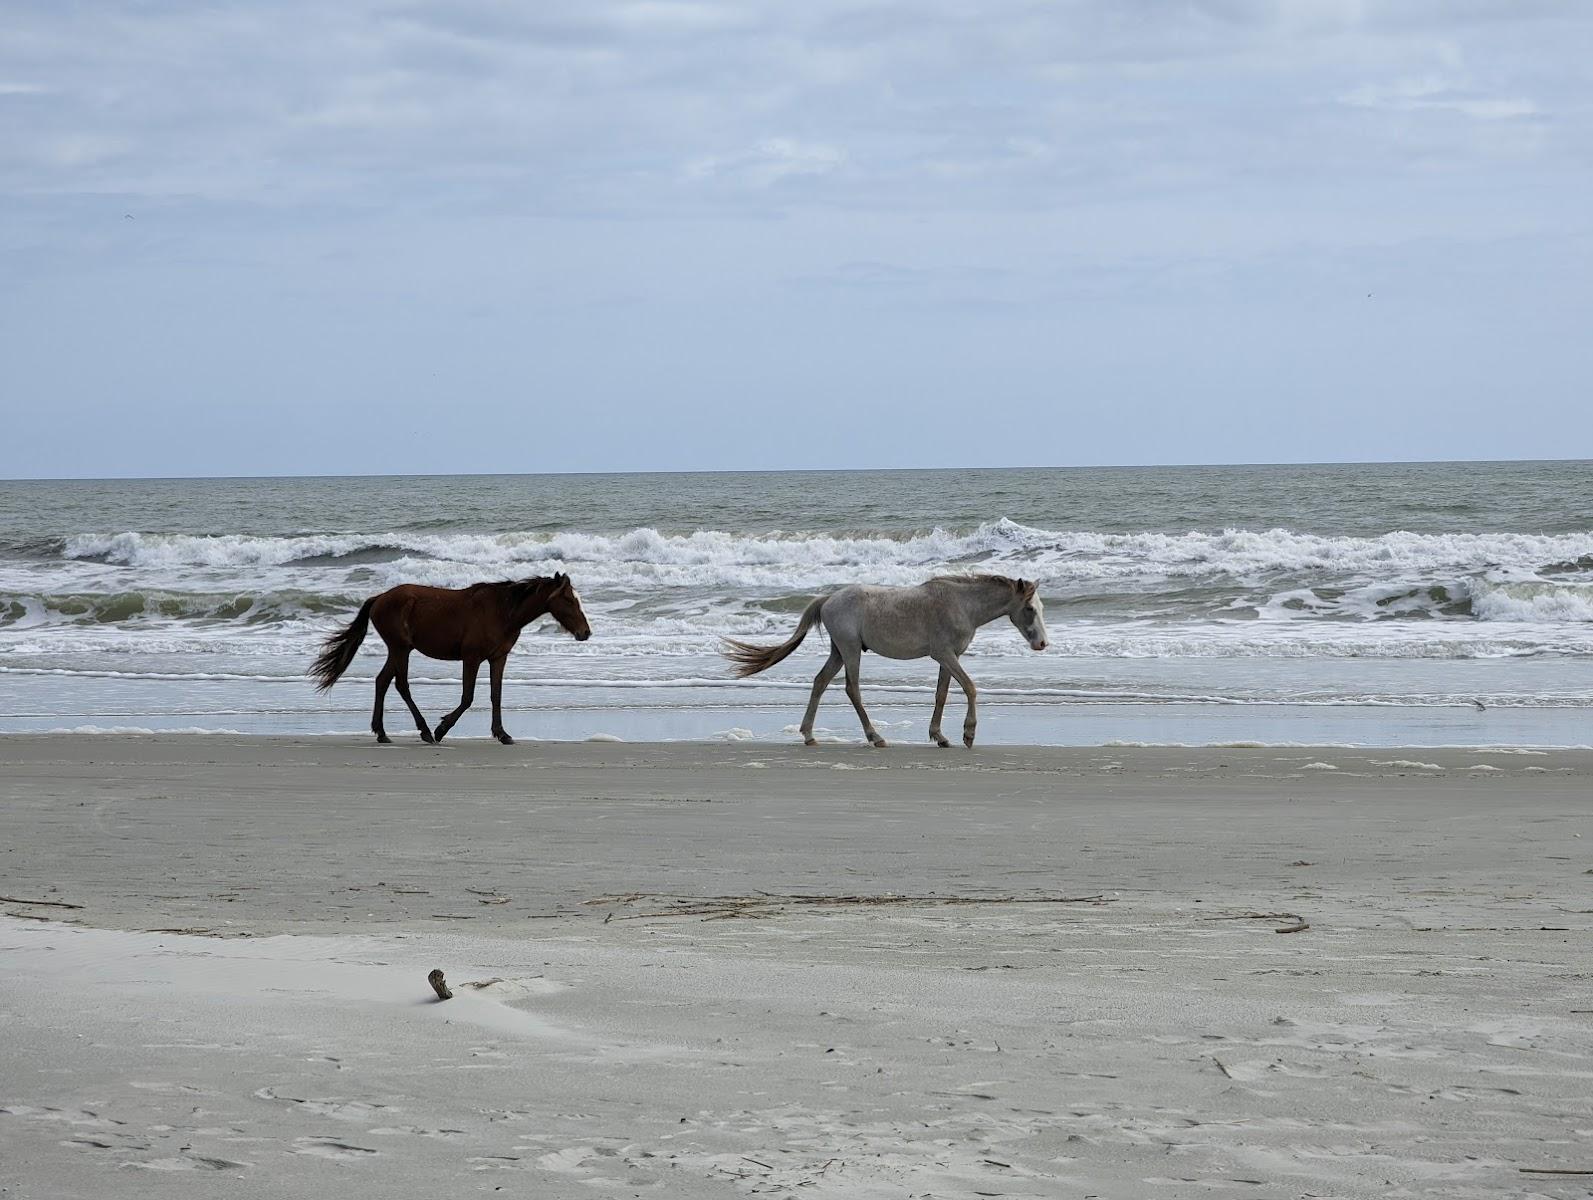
[254,1088,391,1122]
[124,1150,250,1172]
[292,1137,378,1162]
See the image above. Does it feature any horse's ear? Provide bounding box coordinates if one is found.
[554,572,568,586]
[1021,578,1037,598]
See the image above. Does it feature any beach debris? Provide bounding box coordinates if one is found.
[1202,911,1310,935]
[146,926,254,938]
[0,895,84,909]
[588,891,1114,922]
[427,969,453,1001]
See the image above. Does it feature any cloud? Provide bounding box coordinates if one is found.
[1,0,1591,475]
[1342,76,1539,121]
[685,138,846,188]
[2,0,1586,218]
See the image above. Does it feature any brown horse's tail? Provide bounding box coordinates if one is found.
[310,597,376,691]
[722,594,826,678]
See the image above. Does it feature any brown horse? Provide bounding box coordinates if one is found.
[310,573,592,745]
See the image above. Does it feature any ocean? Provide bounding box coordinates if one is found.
[1,461,1590,746]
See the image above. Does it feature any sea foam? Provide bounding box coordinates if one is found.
[53,521,1593,604]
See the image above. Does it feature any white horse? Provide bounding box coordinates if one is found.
[724,574,1048,748]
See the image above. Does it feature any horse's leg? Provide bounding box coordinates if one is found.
[935,654,978,747]
[488,654,514,745]
[799,645,843,746]
[840,647,885,748]
[433,658,479,743]
[928,664,952,748]
[392,651,435,744]
[371,657,396,744]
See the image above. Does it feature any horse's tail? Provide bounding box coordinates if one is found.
[310,596,376,691]
[722,594,827,678]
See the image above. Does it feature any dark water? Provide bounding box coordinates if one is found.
[3,460,1588,544]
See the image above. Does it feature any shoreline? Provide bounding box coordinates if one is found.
[6,726,1593,746]
[5,698,1590,748]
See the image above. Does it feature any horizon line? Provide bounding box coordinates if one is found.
[4,454,1589,485]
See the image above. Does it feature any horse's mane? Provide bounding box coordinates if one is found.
[930,573,1026,592]
[486,576,557,605]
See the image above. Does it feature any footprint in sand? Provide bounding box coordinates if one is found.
[537,1145,631,1173]
[467,1154,525,1170]
[292,1137,379,1161]
[66,1132,152,1155]
[369,1125,468,1140]
[124,1150,250,1171]
[2,1104,125,1129]
[128,1081,212,1096]
[254,1087,392,1121]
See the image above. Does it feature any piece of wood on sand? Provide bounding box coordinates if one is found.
[427,968,453,1001]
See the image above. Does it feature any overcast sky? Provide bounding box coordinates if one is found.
[2,1,1589,478]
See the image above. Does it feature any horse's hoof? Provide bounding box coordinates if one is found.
[802,736,817,747]
[932,735,950,748]
[432,727,448,743]
[869,736,887,748]
[419,731,436,745]
[963,735,976,748]
[495,733,515,746]
[375,734,392,745]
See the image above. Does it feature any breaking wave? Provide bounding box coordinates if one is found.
[0,589,361,629]
[45,521,1593,627]
[56,521,1593,577]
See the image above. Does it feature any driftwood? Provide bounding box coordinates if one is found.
[427,969,453,1001]
[1202,911,1310,935]
[0,895,84,909]
[588,891,1114,922]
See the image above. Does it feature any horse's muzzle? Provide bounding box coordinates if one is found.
[576,631,592,642]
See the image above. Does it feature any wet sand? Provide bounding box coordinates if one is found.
[3,735,1592,1197]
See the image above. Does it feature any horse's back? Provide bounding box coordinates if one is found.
[823,582,946,659]
[368,582,501,655]
[370,582,448,620]
[373,582,496,613]
[379,581,486,602]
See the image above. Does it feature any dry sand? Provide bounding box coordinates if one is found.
[2,735,1591,1197]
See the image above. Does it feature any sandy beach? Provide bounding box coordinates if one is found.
[3,735,1592,1197]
